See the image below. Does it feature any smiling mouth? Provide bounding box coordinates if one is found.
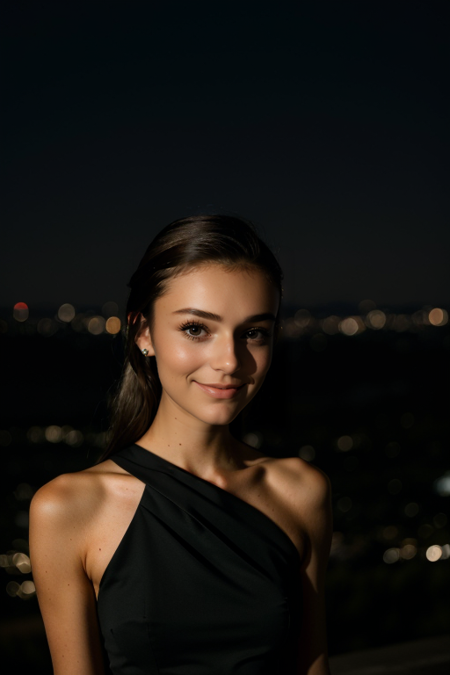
[196,383,245,389]
[193,381,246,399]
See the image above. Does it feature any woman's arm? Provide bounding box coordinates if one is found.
[290,460,333,675]
[29,474,106,675]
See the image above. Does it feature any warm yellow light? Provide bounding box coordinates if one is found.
[339,318,359,336]
[88,316,106,335]
[337,435,353,452]
[400,544,417,560]
[426,545,442,562]
[321,316,340,335]
[106,316,121,334]
[429,308,448,326]
[366,309,386,329]
[45,425,62,443]
[58,303,76,322]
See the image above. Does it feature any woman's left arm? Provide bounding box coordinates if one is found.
[293,461,333,675]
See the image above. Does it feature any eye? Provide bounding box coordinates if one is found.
[245,327,271,342]
[179,321,209,341]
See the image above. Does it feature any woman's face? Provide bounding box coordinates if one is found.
[137,264,280,428]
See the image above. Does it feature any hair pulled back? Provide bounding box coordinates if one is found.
[101,214,283,460]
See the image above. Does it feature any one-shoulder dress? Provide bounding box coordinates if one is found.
[96,443,302,675]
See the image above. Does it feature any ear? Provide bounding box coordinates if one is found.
[134,317,156,357]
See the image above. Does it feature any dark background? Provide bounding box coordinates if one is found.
[1,1,449,672]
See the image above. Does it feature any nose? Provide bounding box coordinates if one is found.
[210,333,241,374]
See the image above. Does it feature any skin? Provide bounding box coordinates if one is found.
[29,263,332,675]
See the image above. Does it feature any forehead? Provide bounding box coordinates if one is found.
[155,264,279,316]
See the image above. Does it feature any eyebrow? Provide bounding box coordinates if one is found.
[172,308,277,323]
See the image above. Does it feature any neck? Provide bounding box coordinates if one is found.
[137,395,245,479]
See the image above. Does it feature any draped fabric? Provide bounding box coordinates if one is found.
[97,444,302,675]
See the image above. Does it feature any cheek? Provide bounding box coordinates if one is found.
[157,338,203,374]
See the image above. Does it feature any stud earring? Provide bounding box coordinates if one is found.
[141,348,149,356]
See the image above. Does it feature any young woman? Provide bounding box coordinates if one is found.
[29,214,332,675]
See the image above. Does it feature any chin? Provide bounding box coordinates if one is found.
[195,407,242,427]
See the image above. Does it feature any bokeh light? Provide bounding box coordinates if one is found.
[106,316,121,334]
[428,308,448,326]
[299,445,315,461]
[366,309,386,329]
[13,302,29,322]
[426,545,443,562]
[88,316,106,335]
[57,303,76,322]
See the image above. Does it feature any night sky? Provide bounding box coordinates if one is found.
[2,1,449,311]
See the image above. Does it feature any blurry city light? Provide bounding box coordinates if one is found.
[321,315,340,335]
[337,435,353,452]
[106,316,121,334]
[64,429,84,447]
[6,581,21,597]
[37,318,58,336]
[45,425,62,443]
[299,445,315,461]
[27,426,45,443]
[392,314,411,332]
[12,553,31,574]
[366,309,386,329]
[18,580,36,598]
[58,303,76,322]
[71,315,85,332]
[88,316,106,335]
[294,308,311,329]
[412,309,429,326]
[102,301,119,318]
[434,472,450,497]
[426,545,443,562]
[13,302,29,322]
[242,432,263,449]
[339,317,359,336]
[383,547,400,564]
[383,525,398,540]
[428,308,448,326]
[440,544,450,560]
[400,543,417,560]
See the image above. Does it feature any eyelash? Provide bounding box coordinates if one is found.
[179,320,271,343]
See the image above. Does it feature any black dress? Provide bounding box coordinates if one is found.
[96,443,302,675]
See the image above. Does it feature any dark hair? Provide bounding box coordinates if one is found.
[99,214,283,460]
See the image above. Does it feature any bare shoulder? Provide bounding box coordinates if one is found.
[266,455,331,507]
[30,459,130,529]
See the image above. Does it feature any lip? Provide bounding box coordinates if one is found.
[193,381,245,399]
